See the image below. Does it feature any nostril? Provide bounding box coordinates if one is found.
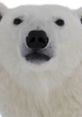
[38,37,48,48]
[26,37,35,46]
[39,37,44,43]
[30,37,35,43]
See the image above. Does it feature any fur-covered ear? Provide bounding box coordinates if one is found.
[0,3,8,21]
[74,8,82,24]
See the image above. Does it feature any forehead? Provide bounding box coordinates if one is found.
[7,5,72,19]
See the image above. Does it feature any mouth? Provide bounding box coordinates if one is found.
[25,52,51,63]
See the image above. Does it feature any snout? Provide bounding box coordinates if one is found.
[26,30,49,50]
[21,30,53,64]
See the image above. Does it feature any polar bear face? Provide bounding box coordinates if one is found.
[0,5,82,89]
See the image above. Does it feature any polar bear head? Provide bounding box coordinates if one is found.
[0,4,82,89]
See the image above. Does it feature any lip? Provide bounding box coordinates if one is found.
[25,52,50,63]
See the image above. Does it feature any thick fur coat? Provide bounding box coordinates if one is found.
[0,4,82,117]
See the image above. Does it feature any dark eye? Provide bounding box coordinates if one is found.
[0,14,2,21]
[80,18,82,24]
[55,19,65,26]
[13,18,23,25]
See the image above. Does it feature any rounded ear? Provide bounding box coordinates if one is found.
[73,8,82,23]
[0,3,8,21]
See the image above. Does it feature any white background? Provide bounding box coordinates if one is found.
[0,0,82,9]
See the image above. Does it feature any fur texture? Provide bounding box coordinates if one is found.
[0,4,82,117]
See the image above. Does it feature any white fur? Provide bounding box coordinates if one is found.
[0,5,82,117]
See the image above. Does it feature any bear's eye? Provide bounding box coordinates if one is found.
[13,18,23,25]
[55,19,65,26]
[80,18,82,24]
[0,14,2,21]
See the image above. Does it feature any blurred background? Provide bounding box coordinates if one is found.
[0,0,82,9]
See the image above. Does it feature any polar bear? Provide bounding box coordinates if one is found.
[0,3,82,117]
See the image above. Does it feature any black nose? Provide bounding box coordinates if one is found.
[26,30,49,50]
